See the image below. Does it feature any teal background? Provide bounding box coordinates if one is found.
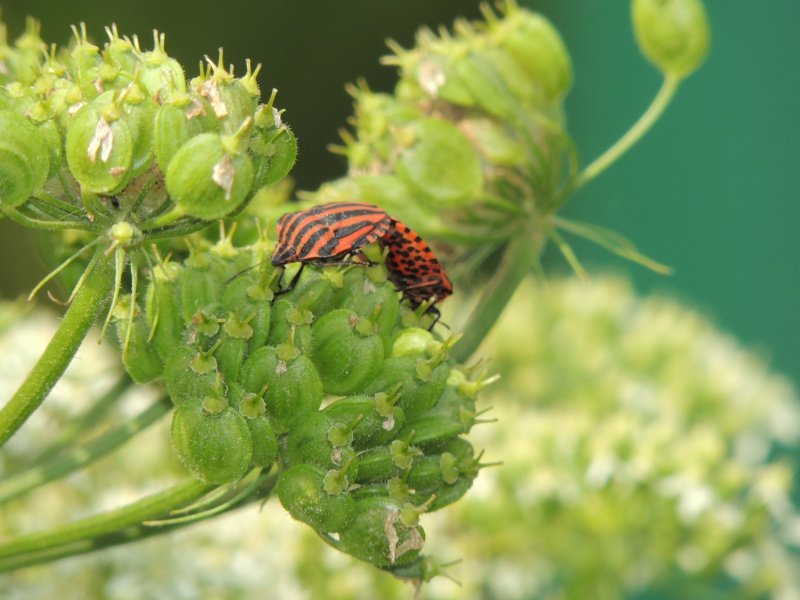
[0,1,797,384]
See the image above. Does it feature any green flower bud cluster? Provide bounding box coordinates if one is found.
[0,18,296,235]
[115,239,490,571]
[305,0,571,254]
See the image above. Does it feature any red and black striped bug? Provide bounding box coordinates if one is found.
[381,218,453,308]
[270,202,392,291]
[271,202,392,267]
[271,202,452,323]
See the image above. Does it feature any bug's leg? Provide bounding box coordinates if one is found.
[274,263,305,298]
[424,305,443,331]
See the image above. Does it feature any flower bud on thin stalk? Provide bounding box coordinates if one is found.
[632,0,710,78]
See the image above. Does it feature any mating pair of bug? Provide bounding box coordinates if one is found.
[270,202,452,309]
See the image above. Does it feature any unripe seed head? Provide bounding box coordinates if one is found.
[632,0,710,78]
[171,397,253,484]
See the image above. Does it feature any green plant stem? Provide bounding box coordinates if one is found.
[0,474,279,572]
[0,479,213,570]
[0,245,114,447]
[565,73,681,198]
[0,396,172,504]
[453,231,543,363]
[1,206,101,232]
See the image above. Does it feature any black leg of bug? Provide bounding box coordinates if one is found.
[424,305,444,331]
[273,263,306,298]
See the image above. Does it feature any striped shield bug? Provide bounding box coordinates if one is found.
[269,202,392,294]
[272,202,392,266]
[269,203,453,325]
[381,219,453,308]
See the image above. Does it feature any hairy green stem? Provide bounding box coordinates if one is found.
[567,74,681,196]
[0,479,212,565]
[1,206,101,232]
[0,474,279,572]
[453,231,543,363]
[0,245,114,447]
[0,396,172,504]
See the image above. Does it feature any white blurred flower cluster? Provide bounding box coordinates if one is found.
[419,276,800,600]
[2,275,799,600]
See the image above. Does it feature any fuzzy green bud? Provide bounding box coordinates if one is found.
[66,102,134,194]
[451,53,521,122]
[491,9,572,103]
[278,464,357,533]
[323,393,405,450]
[249,104,298,191]
[265,298,312,354]
[171,396,253,484]
[400,411,466,450]
[0,145,34,209]
[311,309,385,396]
[180,263,221,325]
[240,346,323,434]
[285,411,335,467]
[246,414,278,469]
[0,110,50,206]
[354,446,407,484]
[390,327,435,358]
[335,267,400,345]
[163,345,216,406]
[365,357,449,418]
[34,118,64,178]
[115,310,164,384]
[221,276,271,354]
[166,132,254,220]
[395,118,484,208]
[632,0,710,78]
[139,32,187,100]
[338,496,426,567]
[153,96,221,173]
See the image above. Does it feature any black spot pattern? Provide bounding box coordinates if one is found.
[382,219,452,307]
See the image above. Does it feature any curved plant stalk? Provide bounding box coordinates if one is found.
[27,238,102,301]
[0,473,279,572]
[143,468,269,526]
[560,73,681,201]
[121,250,139,359]
[0,479,213,571]
[552,215,673,274]
[0,206,101,232]
[0,245,115,447]
[545,225,589,282]
[97,245,127,341]
[0,396,172,504]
